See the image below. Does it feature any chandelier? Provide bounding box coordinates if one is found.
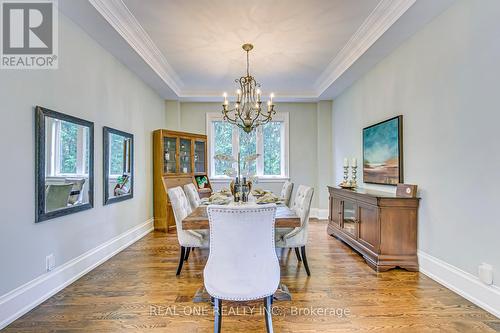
[222,43,276,133]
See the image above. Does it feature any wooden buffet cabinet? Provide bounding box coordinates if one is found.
[153,130,210,232]
[327,186,420,272]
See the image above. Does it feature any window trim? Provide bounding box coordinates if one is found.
[206,112,289,180]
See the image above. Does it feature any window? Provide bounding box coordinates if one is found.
[59,121,78,174]
[109,133,125,176]
[46,118,90,176]
[239,127,257,176]
[207,113,289,179]
[213,121,234,176]
[263,122,282,176]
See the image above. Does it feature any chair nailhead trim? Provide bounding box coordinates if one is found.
[206,206,280,301]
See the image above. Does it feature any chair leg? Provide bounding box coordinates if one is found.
[294,247,302,261]
[176,246,186,276]
[300,246,311,276]
[214,298,222,333]
[264,295,274,333]
[184,247,191,261]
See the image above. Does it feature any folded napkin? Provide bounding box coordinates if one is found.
[218,188,232,196]
[209,192,232,205]
[251,188,270,196]
[256,192,281,204]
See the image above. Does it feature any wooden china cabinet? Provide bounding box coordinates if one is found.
[327,186,420,272]
[153,130,210,232]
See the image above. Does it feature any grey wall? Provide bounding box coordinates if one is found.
[166,102,333,209]
[332,0,500,285]
[0,14,165,295]
[316,101,333,209]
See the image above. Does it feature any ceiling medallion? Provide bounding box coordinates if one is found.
[222,44,276,133]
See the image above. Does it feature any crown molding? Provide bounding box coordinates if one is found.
[178,91,319,103]
[88,0,183,95]
[314,0,416,95]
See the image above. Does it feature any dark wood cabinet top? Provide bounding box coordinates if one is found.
[328,186,420,200]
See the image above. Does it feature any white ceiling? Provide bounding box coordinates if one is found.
[122,0,380,97]
[59,0,456,101]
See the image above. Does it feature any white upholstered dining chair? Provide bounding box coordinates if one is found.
[167,186,209,276]
[204,204,280,333]
[184,182,202,210]
[275,185,314,276]
[280,181,294,207]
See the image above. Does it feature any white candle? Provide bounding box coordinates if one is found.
[256,89,261,102]
[343,158,349,167]
[351,158,357,167]
[270,93,274,104]
[236,89,242,101]
[223,92,228,105]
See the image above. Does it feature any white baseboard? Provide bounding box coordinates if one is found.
[310,208,329,220]
[418,250,500,319]
[0,219,154,330]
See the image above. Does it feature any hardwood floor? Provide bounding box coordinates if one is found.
[5,220,499,332]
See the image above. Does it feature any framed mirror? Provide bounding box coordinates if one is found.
[103,127,134,205]
[35,106,94,222]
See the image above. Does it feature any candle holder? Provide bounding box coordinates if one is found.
[342,166,349,186]
[351,166,358,188]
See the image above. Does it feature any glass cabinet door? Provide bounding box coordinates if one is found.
[194,140,206,174]
[342,200,358,238]
[179,138,192,174]
[163,137,177,174]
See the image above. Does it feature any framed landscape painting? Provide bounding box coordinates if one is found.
[363,115,403,185]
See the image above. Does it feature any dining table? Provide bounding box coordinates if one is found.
[182,201,301,303]
[182,204,301,230]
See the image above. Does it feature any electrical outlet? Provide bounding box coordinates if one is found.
[46,254,55,272]
[478,263,493,285]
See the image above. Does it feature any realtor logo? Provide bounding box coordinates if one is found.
[1,0,58,69]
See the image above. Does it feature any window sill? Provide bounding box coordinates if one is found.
[47,174,89,178]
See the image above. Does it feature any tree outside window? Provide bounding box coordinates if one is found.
[60,121,78,174]
[213,121,233,176]
[239,127,256,176]
[110,133,125,175]
[263,122,282,175]
[209,114,288,179]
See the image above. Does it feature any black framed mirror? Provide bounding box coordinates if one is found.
[103,127,134,205]
[35,106,94,222]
